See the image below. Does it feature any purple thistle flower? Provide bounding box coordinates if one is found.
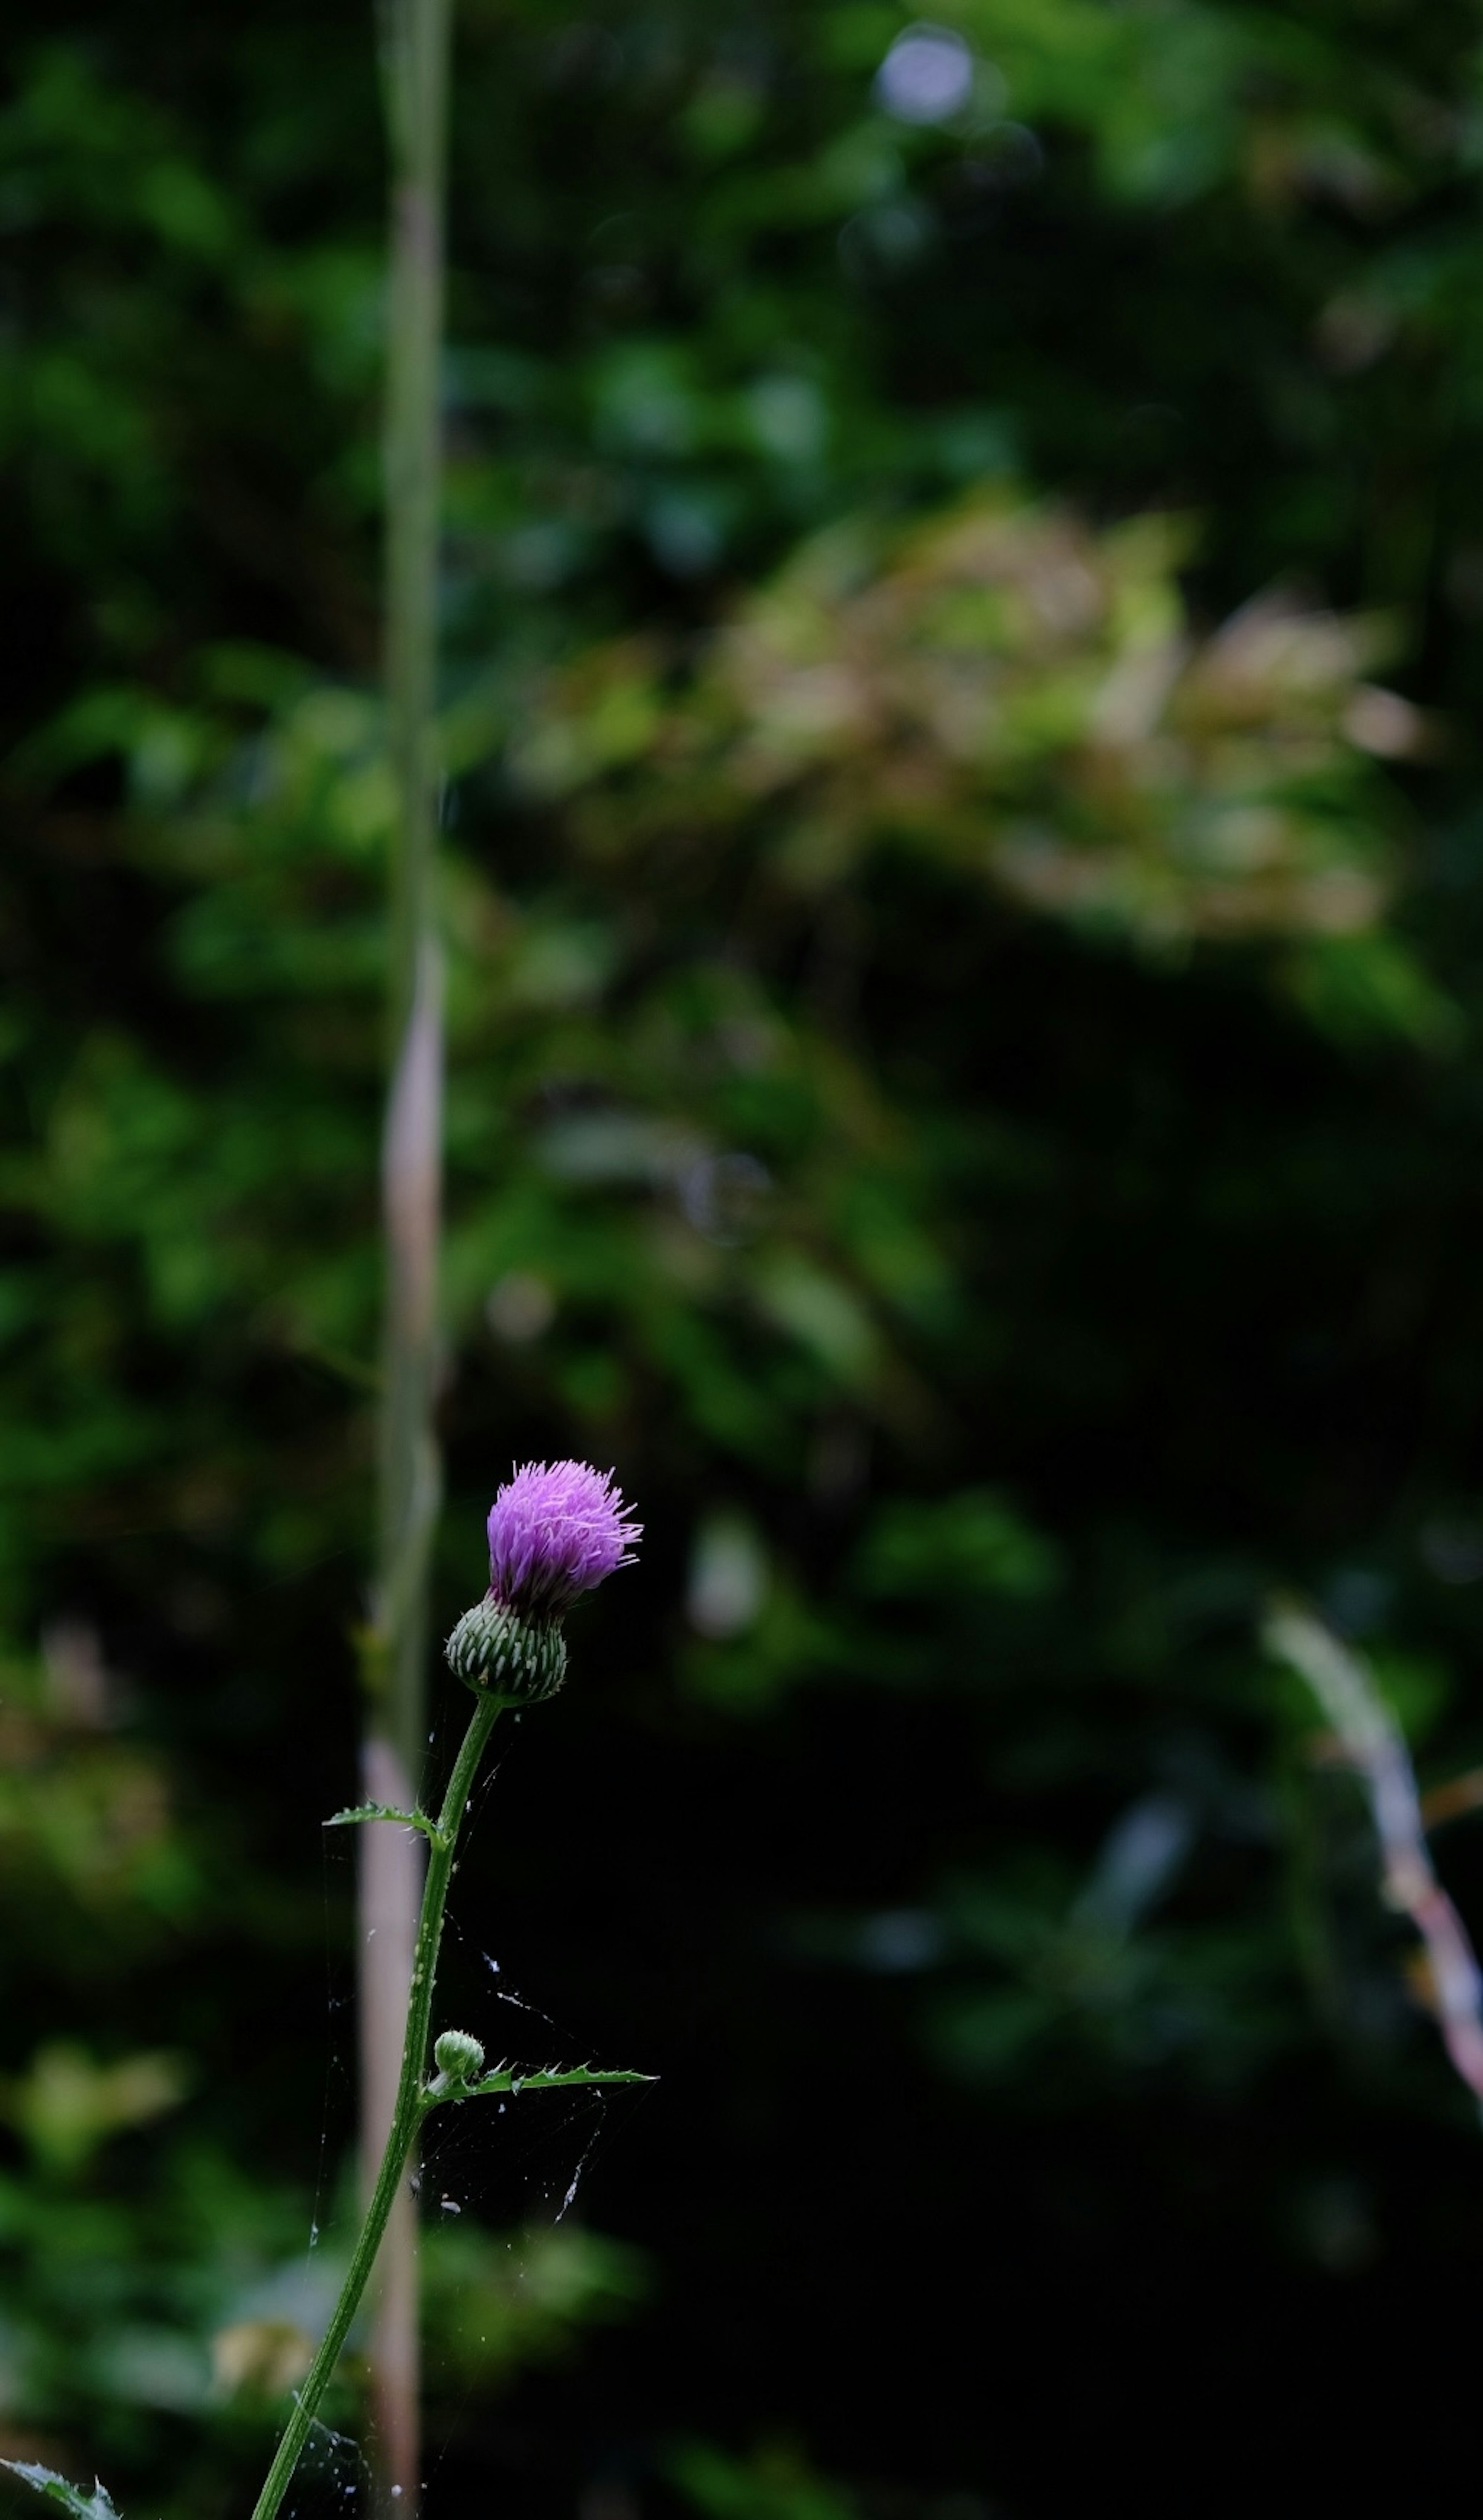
[486,1461,641,1620]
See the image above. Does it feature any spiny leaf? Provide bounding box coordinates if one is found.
[462,2064,656,2101]
[1,2462,120,2518]
[324,1802,439,1838]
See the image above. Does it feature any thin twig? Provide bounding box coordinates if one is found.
[1265,1599,1483,2109]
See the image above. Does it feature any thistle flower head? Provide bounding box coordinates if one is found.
[485,1460,641,1620]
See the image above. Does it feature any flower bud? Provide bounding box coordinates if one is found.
[445,1595,567,1704]
[433,2029,485,2084]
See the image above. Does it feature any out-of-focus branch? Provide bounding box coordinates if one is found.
[1266,1599,1483,2109]
[361,0,452,2511]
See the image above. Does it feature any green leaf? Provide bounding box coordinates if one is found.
[1285,931,1462,1054]
[853,1489,1062,1603]
[454,2065,655,2104]
[1,2462,120,2518]
[324,1802,439,1838]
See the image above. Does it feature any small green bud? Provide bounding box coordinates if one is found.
[433,2029,485,2084]
[445,1595,567,1704]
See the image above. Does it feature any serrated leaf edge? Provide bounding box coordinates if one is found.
[448,2062,656,2103]
[324,1802,439,1838]
[1,2459,120,2518]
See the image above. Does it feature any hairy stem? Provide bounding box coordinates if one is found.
[252,1693,499,2520]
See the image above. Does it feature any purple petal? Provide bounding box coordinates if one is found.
[486,1461,641,1618]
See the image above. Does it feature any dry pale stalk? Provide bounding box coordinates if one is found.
[361,0,452,2506]
[1266,1599,1483,2106]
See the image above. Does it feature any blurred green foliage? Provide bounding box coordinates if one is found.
[7,1,1483,2515]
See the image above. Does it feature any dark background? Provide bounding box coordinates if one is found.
[5,2,1483,2514]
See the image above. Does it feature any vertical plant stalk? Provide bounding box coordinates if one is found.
[363,0,452,2508]
[254,1696,499,2520]
[1266,1600,1483,2107]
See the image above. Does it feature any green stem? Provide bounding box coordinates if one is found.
[251,1691,500,2520]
